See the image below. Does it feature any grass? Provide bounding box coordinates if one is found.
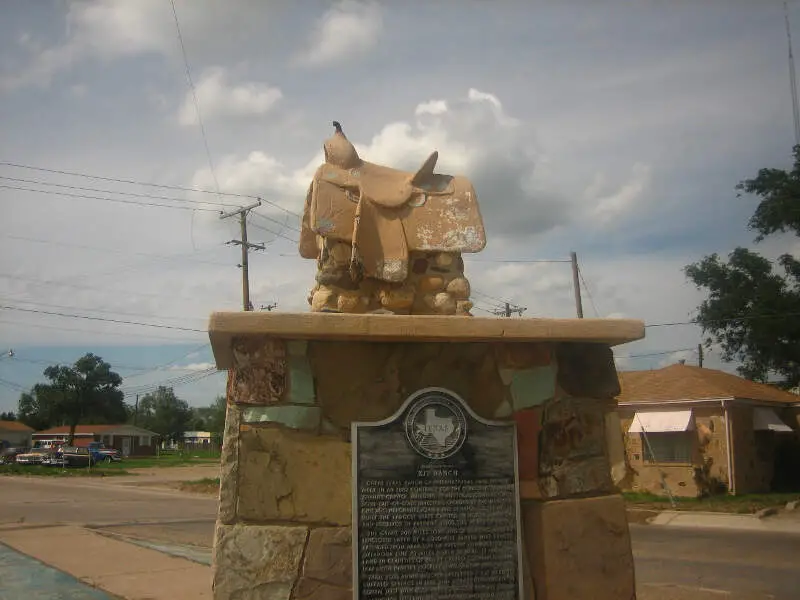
[99,450,221,471]
[624,491,800,514]
[0,463,131,477]
[178,477,221,494]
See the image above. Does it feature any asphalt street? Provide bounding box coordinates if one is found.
[1,475,799,599]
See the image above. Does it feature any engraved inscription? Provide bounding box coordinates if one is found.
[353,388,522,600]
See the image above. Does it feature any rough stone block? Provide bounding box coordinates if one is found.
[218,403,241,525]
[507,365,556,410]
[514,407,542,480]
[238,427,351,525]
[293,579,351,600]
[522,495,635,600]
[496,343,552,369]
[212,523,308,600]
[242,406,321,431]
[310,341,506,426]
[555,342,620,399]
[302,527,352,587]
[539,397,612,498]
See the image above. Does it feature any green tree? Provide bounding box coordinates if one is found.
[0,411,16,421]
[137,386,193,444]
[17,354,126,442]
[685,146,800,386]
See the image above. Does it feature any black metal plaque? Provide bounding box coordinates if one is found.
[352,387,523,600]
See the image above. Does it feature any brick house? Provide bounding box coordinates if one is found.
[0,420,34,447]
[616,364,800,496]
[32,424,159,457]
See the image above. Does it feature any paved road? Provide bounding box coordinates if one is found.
[2,476,799,599]
[632,524,800,599]
[0,474,218,527]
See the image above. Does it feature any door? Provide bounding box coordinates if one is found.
[122,437,131,457]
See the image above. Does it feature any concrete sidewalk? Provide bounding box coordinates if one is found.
[0,542,113,600]
[646,510,800,534]
[0,525,212,600]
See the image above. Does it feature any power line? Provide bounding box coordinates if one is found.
[0,317,202,343]
[0,175,234,208]
[0,161,254,199]
[465,258,572,264]
[0,305,205,333]
[577,267,601,318]
[0,271,239,305]
[0,234,231,267]
[0,162,303,219]
[0,183,220,212]
[169,0,221,201]
[0,296,207,325]
[645,312,800,328]
[615,347,697,360]
[247,218,300,244]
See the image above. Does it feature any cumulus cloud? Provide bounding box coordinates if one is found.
[298,0,383,66]
[0,0,267,91]
[177,68,282,126]
[589,163,652,224]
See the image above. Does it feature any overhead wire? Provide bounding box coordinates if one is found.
[0,175,235,208]
[0,305,205,333]
[1,183,220,212]
[577,266,602,318]
[0,317,203,343]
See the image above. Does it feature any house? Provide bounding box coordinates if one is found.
[0,420,33,447]
[616,364,800,497]
[32,424,160,457]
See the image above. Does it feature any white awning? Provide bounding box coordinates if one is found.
[628,410,695,433]
[753,407,793,432]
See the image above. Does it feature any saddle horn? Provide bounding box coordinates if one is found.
[410,151,438,186]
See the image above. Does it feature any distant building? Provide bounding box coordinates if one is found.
[164,430,214,450]
[32,424,159,457]
[0,420,34,447]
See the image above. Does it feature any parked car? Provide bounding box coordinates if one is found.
[58,446,96,468]
[0,445,30,464]
[15,448,50,465]
[87,442,121,462]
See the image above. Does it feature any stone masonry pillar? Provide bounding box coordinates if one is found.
[207,312,644,600]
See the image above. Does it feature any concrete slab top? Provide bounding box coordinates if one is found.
[208,311,645,369]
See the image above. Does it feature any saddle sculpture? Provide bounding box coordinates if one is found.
[299,122,486,315]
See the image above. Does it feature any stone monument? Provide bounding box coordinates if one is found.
[208,125,644,600]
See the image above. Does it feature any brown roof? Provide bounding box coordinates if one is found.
[0,420,34,433]
[34,424,118,435]
[617,364,800,405]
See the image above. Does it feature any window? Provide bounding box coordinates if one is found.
[641,432,693,464]
[139,436,150,446]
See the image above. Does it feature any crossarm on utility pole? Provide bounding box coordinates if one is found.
[220,200,263,311]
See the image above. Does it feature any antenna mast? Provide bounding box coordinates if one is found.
[785,1,800,146]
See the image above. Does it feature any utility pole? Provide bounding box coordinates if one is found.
[490,302,527,318]
[134,394,139,426]
[698,344,704,368]
[571,251,584,319]
[220,200,265,311]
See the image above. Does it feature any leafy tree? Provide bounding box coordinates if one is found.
[685,146,800,386]
[137,386,193,444]
[0,411,16,421]
[17,354,126,442]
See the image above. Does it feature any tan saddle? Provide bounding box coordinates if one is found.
[299,123,486,282]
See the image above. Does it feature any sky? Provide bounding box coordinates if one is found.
[1,0,799,414]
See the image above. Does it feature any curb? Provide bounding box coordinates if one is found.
[628,508,800,533]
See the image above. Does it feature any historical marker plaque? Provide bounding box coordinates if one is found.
[352,387,523,600]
